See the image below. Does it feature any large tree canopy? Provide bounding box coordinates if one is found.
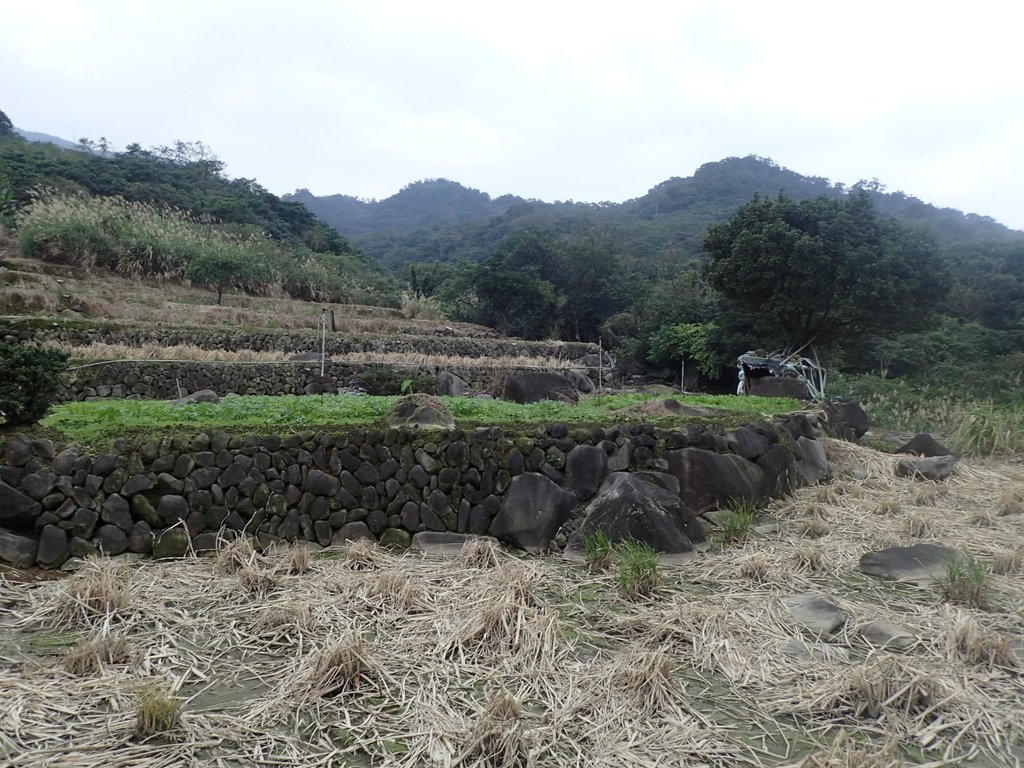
[702,192,949,349]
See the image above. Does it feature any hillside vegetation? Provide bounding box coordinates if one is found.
[0,133,400,307]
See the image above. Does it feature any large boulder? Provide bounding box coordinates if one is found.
[793,436,830,486]
[503,372,579,405]
[0,528,38,567]
[566,472,706,556]
[821,399,870,441]
[387,394,455,429]
[663,448,764,513]
[897,434,958,458]
[564,444,609,500]
[489,472,576,553]
[437,371,469,397]
[0,481,41,529]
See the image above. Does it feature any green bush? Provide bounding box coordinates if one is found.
[0,343,69,426]
[581,530,613,573]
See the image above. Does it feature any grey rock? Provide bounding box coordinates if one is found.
[121,473,153,496]
[489,472,575,554]
[897,433,959,458]
[858,620,915,650]
[331,521,375,545]
[782,594,847,636]
[896,455,958,481]
[153,527,190,558]
[664,447,764,513]
[567,472,705,556]
[387,395,455,429]
[52,448,79,476]
[131,495,162,527]
[306,469,340,496]
[564,444,609,500]
[0,527,38,567]
[411,531,481,554]
[127,521,154,554]
[0,481,41,528]
[437,370,469,397]
[503,372,579,405]
[69,507,99,539]
[21,470,58,501]
[101,494,133,533]
[858,543,960,584]
[157,494,190,525]
[379,528,413,548]
[96,524,128,555]
[4,434,34,467]
[794,437,830,486]
[726,427,770,461]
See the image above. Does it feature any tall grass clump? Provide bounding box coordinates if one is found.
[938,554,991,609]
[712,499,758,546]
[949,402,1024,457]
[581,530,613,572]
[616,539,659,598]
[134,681,182,739]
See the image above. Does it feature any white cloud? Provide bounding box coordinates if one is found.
[2,0,1023,228]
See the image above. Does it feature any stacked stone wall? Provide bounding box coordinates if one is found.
[0,410,846,569]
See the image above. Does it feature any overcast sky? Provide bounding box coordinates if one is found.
[4,1,1023,230]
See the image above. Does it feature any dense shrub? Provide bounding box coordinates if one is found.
[0,342,69,425]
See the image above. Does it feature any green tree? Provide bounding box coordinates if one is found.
[186,249,264,304]
[702,192,949,350]
[0,343,69,426]
[0,109,14,137]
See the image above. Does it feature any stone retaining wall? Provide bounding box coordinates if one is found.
[61,361,538,400]
[1,322,603,361]
[0,408,857,570]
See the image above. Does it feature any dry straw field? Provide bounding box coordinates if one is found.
[1,440,1022,768]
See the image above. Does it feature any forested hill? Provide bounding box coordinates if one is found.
[288,156,1023,272]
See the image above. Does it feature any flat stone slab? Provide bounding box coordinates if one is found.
[781,638,851,663]
[781,594,847,636]
[411,531,496,555]
[895,455,958,481]
[858,543,960,584]
[858,620,916,650]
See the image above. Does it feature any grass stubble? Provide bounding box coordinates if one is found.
[0,439,1021,767]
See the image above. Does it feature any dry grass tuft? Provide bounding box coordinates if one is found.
[775,656,947,721]
[459,537,502,569]
[804,503,829,519]
[604,645,681,718]
[968,510,999,527]
[238,560,279,597]
[215,535,266,574]
[904,512,935,538]
[456,692,529,768]
[739,553,770,582]
[134,681,182,740]
[342,538,390,571]
[62,630,133,675]
[302,634,379,700]
[944,615,1019,670]
[55,557,134,625]
[281,544,313,575]
[792,544,825,572]
[366,570,423,614]
[991,547,1023,575]
[914,484,947,506]
[252,604,315,636]
[996,489,1024,516]
[799,518,832,538]
[873,501,902,517]
[797,732,904,768]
